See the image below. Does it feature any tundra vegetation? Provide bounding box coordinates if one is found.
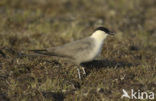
[0,0,156,101]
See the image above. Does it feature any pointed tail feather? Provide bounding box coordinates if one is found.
[29,49,65,57]
[29,49,50,55]
[20,53,47,57]
[29,49,47,52]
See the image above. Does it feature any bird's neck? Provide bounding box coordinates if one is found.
[90,31,108,42]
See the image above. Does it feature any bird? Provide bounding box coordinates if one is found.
[29,27,115,79]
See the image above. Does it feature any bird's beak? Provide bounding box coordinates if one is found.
[109,31,115,35]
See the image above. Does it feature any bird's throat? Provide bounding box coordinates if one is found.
[90,31,108,41]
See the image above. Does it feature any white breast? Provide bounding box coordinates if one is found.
[90,38,104,59]
[88,31,108,60]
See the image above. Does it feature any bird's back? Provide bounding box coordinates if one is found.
[47,37,95,64]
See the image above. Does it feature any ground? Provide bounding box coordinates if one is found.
[0,0,156,101]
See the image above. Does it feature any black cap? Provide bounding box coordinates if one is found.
[95,27,114,35]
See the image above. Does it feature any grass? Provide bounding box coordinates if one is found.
[0,0,156,101]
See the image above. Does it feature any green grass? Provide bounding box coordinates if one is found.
[0,0,156,101]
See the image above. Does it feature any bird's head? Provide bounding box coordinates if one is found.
[91,27,115,39]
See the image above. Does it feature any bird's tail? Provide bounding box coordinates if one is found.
[29,49,50,56]
[19,50,48,57]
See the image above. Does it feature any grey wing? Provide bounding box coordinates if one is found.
[47,37,94,58]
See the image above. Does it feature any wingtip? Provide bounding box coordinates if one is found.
[29,49,47,52]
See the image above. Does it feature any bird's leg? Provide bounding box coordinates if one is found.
[82,67,86,75]
[77,68,81,79]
